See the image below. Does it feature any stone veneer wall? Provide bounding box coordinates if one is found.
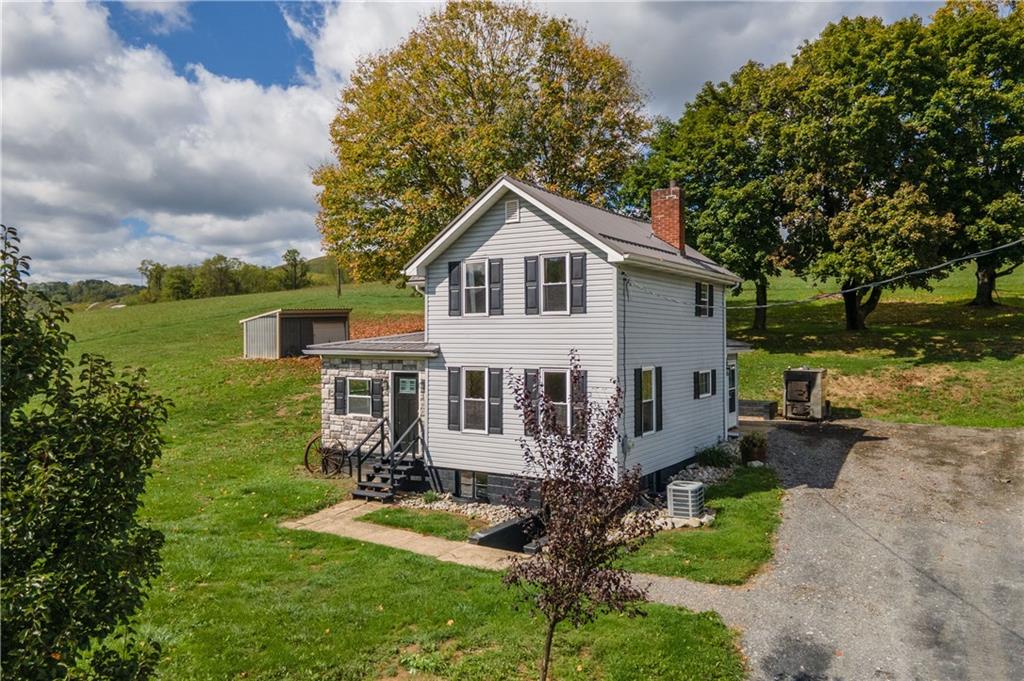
[321,357,426,450]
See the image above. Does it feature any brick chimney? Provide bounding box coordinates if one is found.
[651,181,685,252]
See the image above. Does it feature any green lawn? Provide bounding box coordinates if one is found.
[65,285,744,680]
[359,507,487,541]
[727,267,1024,427]
[626,469,783,584]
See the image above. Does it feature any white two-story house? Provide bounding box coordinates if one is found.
[305,175,745,502]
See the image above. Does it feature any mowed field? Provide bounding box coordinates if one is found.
[64,285,744,681]
[62,267,1021,679]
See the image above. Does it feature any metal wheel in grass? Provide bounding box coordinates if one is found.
[304,433,325,475]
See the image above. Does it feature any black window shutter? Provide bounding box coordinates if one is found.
[711,369,718,396]
[655,367,663,431]
[524,369,539,434]
[569,252,587,314]
[693,371,700,399]
[695,281,703,317]
[633,368,643,437]
[448,261,462,316]
[448,368,461,430]
[488,368,503,434]
[570,370,588,434]
[524,256,539,315]
[371,378,384,417]
[708,284,715,318]
[334,377,347,415]
[488,259,504,315]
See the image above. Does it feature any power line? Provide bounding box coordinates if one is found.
[621,238,1024,311]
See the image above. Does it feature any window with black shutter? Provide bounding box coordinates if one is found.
[570,369,588,435]
[488,368,503,434]
[370,378,384,417]
[569,252,586,314]
[655,366,663,431]
[695,281,711,317]
[447,368,461,430]
[693,370,713,399]
[708,284,715,317]
[524,257,539,315]
[334,377,347,415]
[448,261,462,316]
[524,369,539,434]
[488,259,503,315]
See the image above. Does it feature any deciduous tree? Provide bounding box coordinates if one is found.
[505,352,657,681]
[281,248,310,290]
[2,225,169,680]
[315,1,648,280]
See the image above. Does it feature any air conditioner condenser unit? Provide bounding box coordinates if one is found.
[666,480,705,519]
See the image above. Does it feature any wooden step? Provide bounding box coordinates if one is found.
[352,488,394,502]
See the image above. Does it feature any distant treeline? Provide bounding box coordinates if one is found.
[29,279,144,304]
[136,250,344,303]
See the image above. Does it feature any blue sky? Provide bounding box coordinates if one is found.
[3,1,939,283]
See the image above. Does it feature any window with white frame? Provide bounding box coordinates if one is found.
[347,377,372,415]
[505,198,520,223]
[641,367,656,434]
[697,370,713,399]
[696,282,711,316]
[541,369,570,430]
[462,368,487,432]
[463,260,487,315]
[541,254,568,313]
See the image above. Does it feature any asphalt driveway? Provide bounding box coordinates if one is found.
[642,419,1024,681]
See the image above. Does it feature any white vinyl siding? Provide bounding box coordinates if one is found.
[619,266,727,474]
[425,191,617,475]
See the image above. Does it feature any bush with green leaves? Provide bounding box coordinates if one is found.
[695,444,735,468]
[739,432,769,463]
[1,225,170,680]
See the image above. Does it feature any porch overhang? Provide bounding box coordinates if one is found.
[304,332,439,359]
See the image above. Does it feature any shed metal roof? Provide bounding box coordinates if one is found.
[238,308,351,325]
[727,338,754,354]
[304,331,438,358]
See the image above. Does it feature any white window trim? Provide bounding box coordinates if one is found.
[463,259,488,317]
[347,377,373,415]
[640,366,657,436]
[540,368,571,429]
[697,369,713,399]
[505,198,520,223]
[461,367,488,434]
[539,252,570,315]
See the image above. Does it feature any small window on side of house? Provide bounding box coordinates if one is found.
[541,253,569,313]
[696,282,711,316]
[541,369,570,431]
[505,199,520,223]
[641,367,656,434]
[462,368,487,432]
[348,377,372,415]
[697,370,712,399]
[463,260,487,315]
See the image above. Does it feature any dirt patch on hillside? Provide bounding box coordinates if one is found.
[350,314,423,340]
[828,365,984,406]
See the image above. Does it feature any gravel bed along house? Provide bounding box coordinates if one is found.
[397,493,521,525]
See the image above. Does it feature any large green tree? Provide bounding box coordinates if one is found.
[2,226,169,680]
[924,0,1024,306]
[779,14,953,329]
[623,61,789,330]
[314,0,648,280]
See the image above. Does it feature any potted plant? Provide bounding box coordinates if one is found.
[739,432,768,463]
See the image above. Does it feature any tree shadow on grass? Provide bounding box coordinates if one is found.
[730,299,1024,365]
[767,422,887,490]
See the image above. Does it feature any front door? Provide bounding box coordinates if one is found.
[392,373,420,454]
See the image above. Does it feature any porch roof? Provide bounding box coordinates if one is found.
[303,332,439,359]
[727,338,754,354]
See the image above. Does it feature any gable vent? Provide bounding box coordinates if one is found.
[505,198,520,223]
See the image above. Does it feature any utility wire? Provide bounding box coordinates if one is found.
[621,238,1024,311]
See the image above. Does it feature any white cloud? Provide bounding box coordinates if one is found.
[122,1,192,34]
[2,1,938,283]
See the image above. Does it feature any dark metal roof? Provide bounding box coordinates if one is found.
[304,331,438,358]
[727,338,754,353]
[239,308,350,324]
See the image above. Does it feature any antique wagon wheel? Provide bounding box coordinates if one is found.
[304,433,325,475]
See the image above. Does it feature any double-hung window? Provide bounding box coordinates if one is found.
[462,368,487,432]
[457,471,489,501]
[541,369,570,431]
[541,254,569,313]
[640,367,656,434]
[695,282,714,317]
[697,370,713,399]
[464,261,487,315]
[347,377,372,415]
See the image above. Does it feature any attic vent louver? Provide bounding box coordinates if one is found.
[505,198,520,223]
[666,480,705,518]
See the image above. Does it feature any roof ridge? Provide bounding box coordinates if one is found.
[503,175,651,228]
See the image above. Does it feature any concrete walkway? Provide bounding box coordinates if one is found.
[280,499,516,571]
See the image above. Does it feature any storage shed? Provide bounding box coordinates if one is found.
[239,308,351,359]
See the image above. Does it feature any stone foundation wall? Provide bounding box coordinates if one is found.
[321,357,425,450]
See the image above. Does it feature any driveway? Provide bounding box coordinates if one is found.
[643,419,1024,681]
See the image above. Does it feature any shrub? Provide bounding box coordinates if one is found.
[696,444,734,468]
[422,490,441,504]
[739,432,769,463]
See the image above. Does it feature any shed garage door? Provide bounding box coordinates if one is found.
[313,320,347,345]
